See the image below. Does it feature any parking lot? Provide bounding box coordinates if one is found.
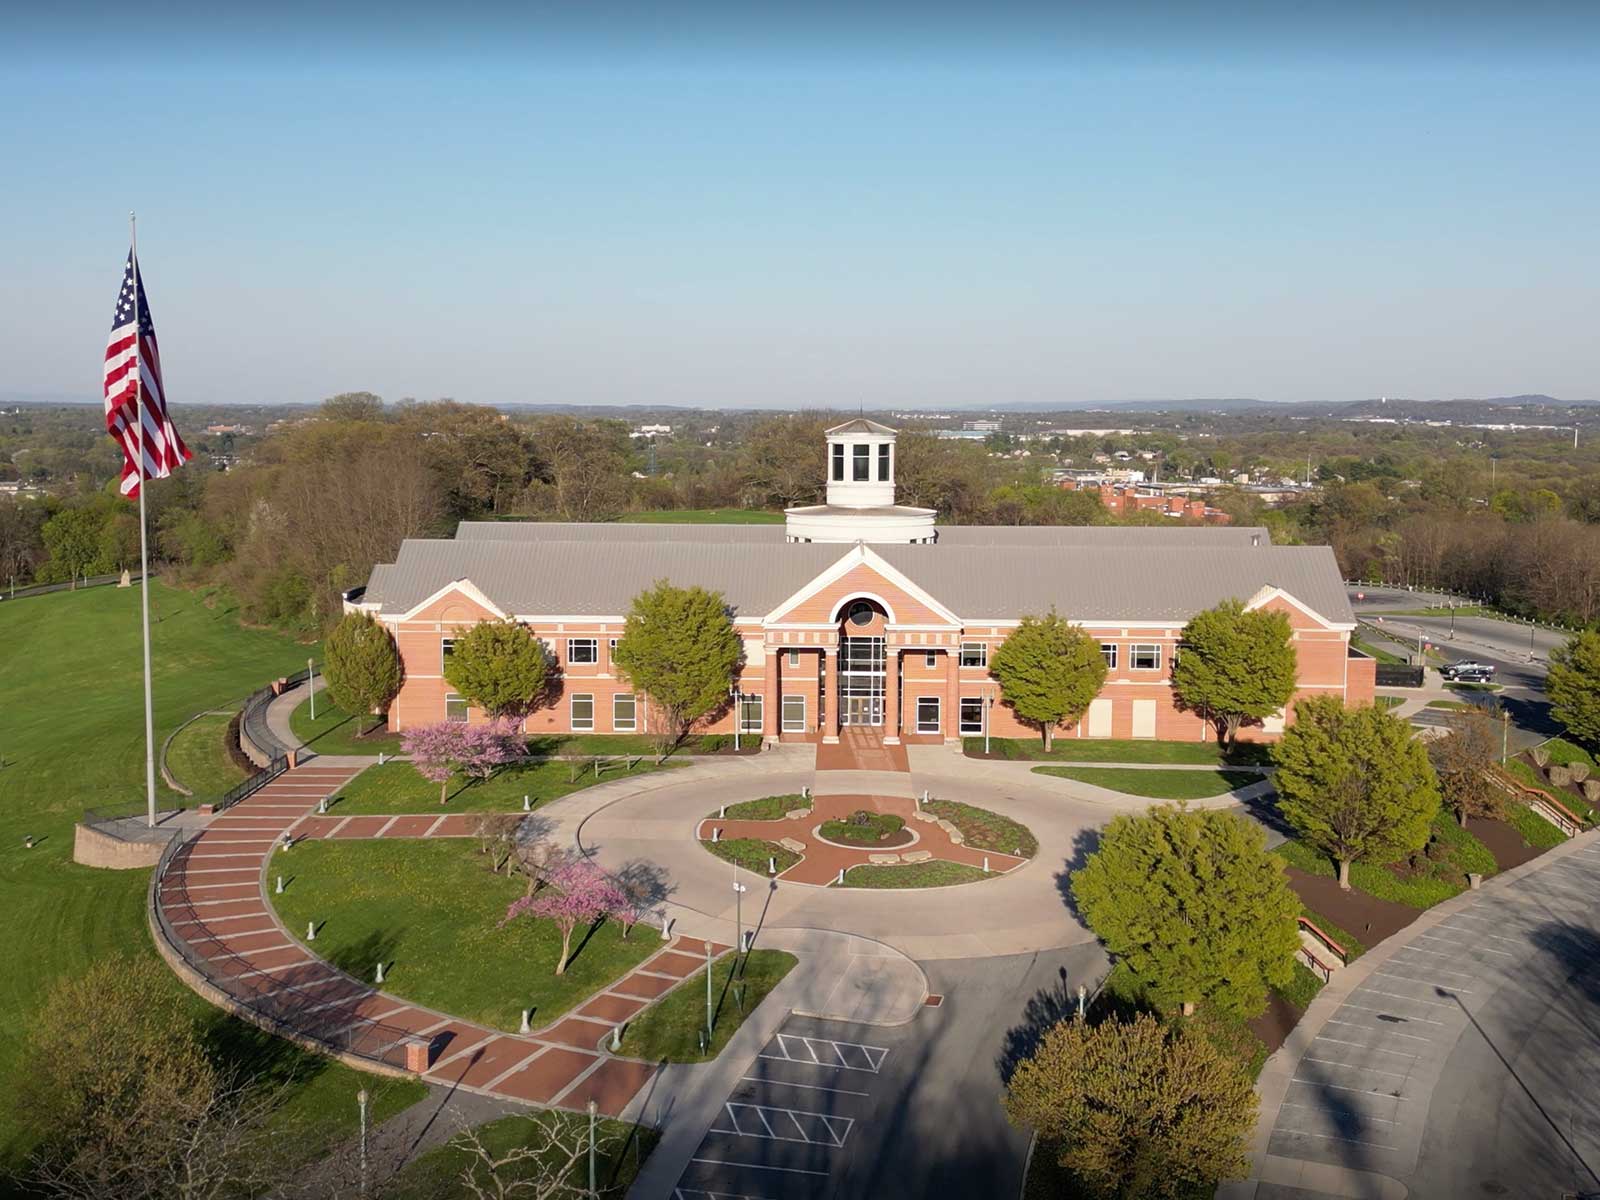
[672,1016,906,1199]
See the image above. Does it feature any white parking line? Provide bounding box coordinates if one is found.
[1312,1036,1419,1059]
[1325,1017,1435,1043]
[759,1034,889,1073]
[1290,1079,1410,1100]
[1337,1003,1446,1026]
[712,1103,854,1148]
[1433,922,1529,945]
[740,1076,869,1098]
[1354,988,1458,1009]
[1302,1057,1413,1080]
[1280,1101,1396,1124]
[1412,933,1515,958]
[675,1190,774,1200]
[1377,964,1477,986]
[1279,1129,1397,1150]
[687,1159,827,1178]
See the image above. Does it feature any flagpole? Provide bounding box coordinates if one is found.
[131,212,158,830]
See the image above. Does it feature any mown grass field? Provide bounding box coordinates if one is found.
[1034,766,1260,800]
[328,757,674,815]
[617,950,797,1062]
[389,1110,656,1198]
[270,838,657,1030]
[968,736,1271,766]
[290,696,403,757]
[0,582,418,1177]
[164,709,247,799]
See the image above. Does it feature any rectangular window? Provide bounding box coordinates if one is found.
[852,443,870,481]
[1101,643,1117,670]
[925,651,937,669]
[570,693,595,731]
[567,638,599,665]
[1131,643,1162,671]
[782,694,807,733]
[831,443,845,481]
[877,443,890,480]
[787,649,800,668]
[441,637,455,671]
[916,696,942,734]
[612,693,637,732]
[959,697,984,734]
[959,641,988,668]
[609,637,619,656]
[739,693,764,734]
[444,693,468,723]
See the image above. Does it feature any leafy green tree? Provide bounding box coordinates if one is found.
[989,611,1108,750]
[442,618,552,721]
[1171,599,1298,749]
[40,506,109,585]
[1003,1012,1256,1200]
[613,581,741,758]
[1071,804,1300,1017]
[322,612,404,732]
[1272,695,1440,888]
[1547,630,1600,749]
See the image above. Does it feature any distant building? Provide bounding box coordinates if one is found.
[630,424,673,439]
[962,420,1003,432]
[1058,477,1232,525]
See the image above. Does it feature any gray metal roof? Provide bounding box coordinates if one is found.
[825,418,898,436]
[373,524,1352,625]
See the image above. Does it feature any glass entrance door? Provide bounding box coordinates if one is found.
[839,636,885,726]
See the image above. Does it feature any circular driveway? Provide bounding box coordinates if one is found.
[568,758,1110,961]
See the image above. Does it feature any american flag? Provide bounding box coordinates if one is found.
[104,251,190,498]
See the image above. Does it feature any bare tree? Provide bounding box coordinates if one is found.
[1426,706,1505,826]
[452,1111,623,1200]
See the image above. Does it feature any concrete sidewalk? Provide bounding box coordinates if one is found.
[621,927,927,1200]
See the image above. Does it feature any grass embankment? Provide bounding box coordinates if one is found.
[388,1111,656,1199]
[327,758,672,815]
[703,838,800,875]
[271,839,656,1031]
[0,582,414,1176]
[924,798,1038,857]
[1505,749,1597,823]
[1034,766,1259,800]
[616,950,797,1062]
[1274,812,1498,908]
[165,709,247,799]
[839,861,990,888]
[290,697,403,757]
[969,737,1271,766]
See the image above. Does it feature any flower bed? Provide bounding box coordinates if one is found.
[816,810,910,846]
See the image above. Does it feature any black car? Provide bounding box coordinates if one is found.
[1441,663,1495,682]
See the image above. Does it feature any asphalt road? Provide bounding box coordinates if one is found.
[1257,836,1600,1200]
[670,945,1108,1200]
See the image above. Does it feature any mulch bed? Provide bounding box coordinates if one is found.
[1248,990,1302,1059]
[1286,866,1421,946]
[1466,816,1545,872]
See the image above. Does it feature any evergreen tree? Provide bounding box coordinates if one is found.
[612,581,742,758]
[1171,598,1298,749]
[321,612,403,733]
[989,611,1107,750]
[1004,1012,1257,1200]
[1272,695,1440,888]
[1547,630,1600,749]
[443,618,551,720]
[1070,804,1301,1017]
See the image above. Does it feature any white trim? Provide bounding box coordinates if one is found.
[781,693,807,733]
[831,592,899,624]
[914,694,942,735]
[1242,585,1342,631]
[612,692,638,732]
[570,692,595,732]
[761,544,965,629]
[398,578,508,622]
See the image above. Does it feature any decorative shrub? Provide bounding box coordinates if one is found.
[1549,765,1573,788]
[1569,762,1591,783]
[1531,746,1551,768]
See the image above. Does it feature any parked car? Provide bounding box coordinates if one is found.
[1441,662,1496,682]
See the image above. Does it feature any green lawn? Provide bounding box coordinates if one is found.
[838,861,990,888]
[923,798,1038,857]
[616,950,797,1062]
[617,508,784,525]
[1298,905,1365,961]
[1504,802,1569,849]
[1273,814,1496,908]
[525,732,750,758]
[1374,695,1405,710]
[1504,757,1596,823]
[1352,637,1407,666]
[270,839,657,1031]
[703,838,800,876]
[290,697,402,757]
[1033,766,1259,800]
[818,810,906,845]
[328,758,672,815]
[388,1110,656,1199]
[969,736,1271,766]
[0,581,414,1175]
[164,709,247,799]
[716,793,810,821]
[1425,700,1475,711]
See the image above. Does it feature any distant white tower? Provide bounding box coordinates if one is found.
[784,420,937,544]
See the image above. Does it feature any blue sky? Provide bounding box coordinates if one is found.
[5,3,1598,408]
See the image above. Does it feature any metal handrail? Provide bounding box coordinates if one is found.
[1297,915,1348,965]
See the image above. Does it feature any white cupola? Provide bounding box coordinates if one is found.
[784,419,937,544]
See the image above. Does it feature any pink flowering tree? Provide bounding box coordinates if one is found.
[500,858,628,976]
[401,720,523,805]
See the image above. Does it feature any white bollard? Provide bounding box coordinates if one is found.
[523,795,531,811]
[983,856,990,874]
[520,1009,531,1034]
[306,921,316,942]
[660,912,672,941]
[837,868,845,884]
[712,827,720,842]
[317,797,327,814]
[375,962,385,984]
[720,805,726,819]
[611,1024,622,1051]
[378,752,385,766]
[768,857,776,875]
[275,875,284,894]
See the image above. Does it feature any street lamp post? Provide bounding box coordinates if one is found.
[730,683,740,752]
[983,691,993,756]
[308,658,317,721]
[733,876,748,961]
[357,1088,369,1197]
[587,1099,598,1195]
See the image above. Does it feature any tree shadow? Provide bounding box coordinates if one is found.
[1053,827,1100,921]
[318,926,406,987]
[613,858,678,908]
[1237,788,1295,839]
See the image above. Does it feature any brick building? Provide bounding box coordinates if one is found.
[354,421,1373,745]
[1057,477,1233,524]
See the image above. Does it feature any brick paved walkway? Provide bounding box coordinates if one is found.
[697,729,1027,886]
[154,762,730,1117]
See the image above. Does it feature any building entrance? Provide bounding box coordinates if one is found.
[839,635,886,727]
